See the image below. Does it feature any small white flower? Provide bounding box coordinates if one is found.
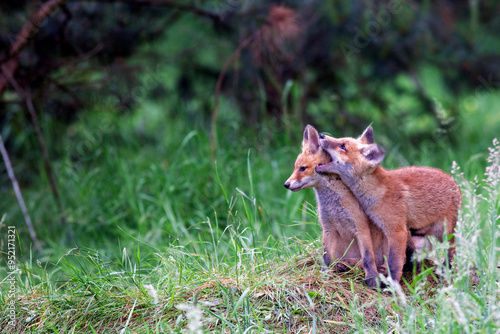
[386,277,407,306]
[144,284,159,305]
[177,303,204,334]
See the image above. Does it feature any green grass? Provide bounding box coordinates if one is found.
[1,95,499,332]
[1,108,305,255]
[0,140,498,332]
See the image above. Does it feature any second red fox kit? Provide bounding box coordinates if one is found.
[316,126,462,284]
[285,125,417,287]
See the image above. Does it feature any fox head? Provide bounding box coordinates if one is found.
[284,125,332,191]
[315,126,386,177]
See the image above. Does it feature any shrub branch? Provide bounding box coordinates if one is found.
[1,67,71,243]
[0,135,42,251]
[0,0,67,95]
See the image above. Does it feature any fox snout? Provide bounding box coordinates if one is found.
[284,182,291,189]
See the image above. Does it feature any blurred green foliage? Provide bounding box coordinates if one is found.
[0,0,500,256]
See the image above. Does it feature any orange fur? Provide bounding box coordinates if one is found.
[316,127,462,284]
[285,125,417,287]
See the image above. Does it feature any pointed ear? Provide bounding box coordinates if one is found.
[302,125,320,153]
[358,126,374,144]
[360,144,385,167]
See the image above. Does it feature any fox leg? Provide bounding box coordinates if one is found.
[445,211,458,266]
[322,227,340,270]
[446,239,456,267]
[355,228,380,288]
[322,248,331,268]
[446,218,457,265]
[403,230,420,272]
[386,227,408,284]
[321,229,334,270]
[428,218,456,268]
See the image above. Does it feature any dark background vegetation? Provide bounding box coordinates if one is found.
[1,0,500,258]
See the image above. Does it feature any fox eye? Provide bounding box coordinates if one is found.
[299,166,307,172]
[319,133,325,139]
[340,143,347,151]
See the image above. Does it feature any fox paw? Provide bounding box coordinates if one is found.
[335,262,352,272]
[322,251,331,268]
[364,276,387,289]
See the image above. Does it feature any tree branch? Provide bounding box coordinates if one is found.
[0,0,67,95]
[211,31,260,160]
[1,65,72,242]
[0,135,43,252]
[0,0,226,96]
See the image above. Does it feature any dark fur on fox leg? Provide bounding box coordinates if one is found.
[402,246,421,272]
[365,276,388,289]
[322,249,331,272]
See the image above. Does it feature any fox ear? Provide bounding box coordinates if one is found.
[358,126,374,144]
[303,125,320,153]
[360,144,385,167]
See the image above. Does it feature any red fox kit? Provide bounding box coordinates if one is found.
[284,125,416,288]
[316,126,462,284]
